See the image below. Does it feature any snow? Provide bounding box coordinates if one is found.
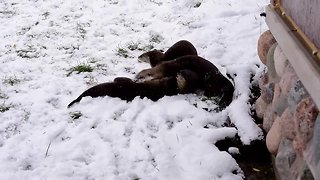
[0,0,268,179]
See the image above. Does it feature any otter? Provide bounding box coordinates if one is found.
[67,80,137,108]
[135,55,234,107]
[138,40,198,67]
[67,70,201,107]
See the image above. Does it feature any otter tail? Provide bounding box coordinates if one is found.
[67,83,106,108]
[67,95,83,108]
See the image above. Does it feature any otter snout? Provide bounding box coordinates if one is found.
[138,54,150,64]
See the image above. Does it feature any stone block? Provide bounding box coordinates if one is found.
[266,43,279,81]
[288,80,309,111]
[266,117,282,155]
[299,165,314,180]
[274,45,288,77]
[259,73,268,88]
[272,83,287,116]
[260,82,275,104]
[257,30,277,65]
[293,137,306,156]
[279,108,296,140]
[255,96,268,119]
[305,115,320,180]
[294,97,319,143]
[263,104,277,132]
[279,64,298,97]
[275,138,297,180]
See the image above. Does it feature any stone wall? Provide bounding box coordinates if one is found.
[256,30,319,180]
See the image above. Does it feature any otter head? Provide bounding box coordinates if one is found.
[138,50,165,67]
[135,65,166,82]
[135,68,160,82]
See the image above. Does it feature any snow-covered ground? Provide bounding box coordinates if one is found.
[0,0,268,179]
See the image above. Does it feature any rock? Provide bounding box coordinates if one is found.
[279,108,296,140]
[293,137,306,156]
[272,83,287,116]
[259,73,268,88]
[279,64,298,97]
[294,97,319,143]
[275,138,297,180]
[266,43,279,81]
[257,30,277,65]
[260,82,275,104]
[299,165,315,180]
[288,80,309,111]
[291,96,318,161]
[274,45,288,77]
[266,117,282,155]
[228,147,240,155]
[263,104,277,132]
[255,96,268,119]
[305,115,320,180]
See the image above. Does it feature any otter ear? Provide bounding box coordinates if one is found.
[160,49,164,53]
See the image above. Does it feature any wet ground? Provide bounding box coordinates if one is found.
[215,137,276,179]
[215,73,276,179]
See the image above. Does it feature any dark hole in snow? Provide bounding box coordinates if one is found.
[215,136,275,179]
[213,73,275,179]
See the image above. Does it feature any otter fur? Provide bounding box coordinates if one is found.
[136,55,234,107]
[67,69,203,108]
[138,40,198,67]
[176,69,200,94]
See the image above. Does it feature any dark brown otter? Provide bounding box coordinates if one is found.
[67,69,203,108]
[136,55,234,107]
[138,40,198,67]
[68,77,178,108]
[67,80,137,108]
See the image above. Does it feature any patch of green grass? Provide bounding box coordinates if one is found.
[194,2,202,8]
[125,40,158,52]
[16,44,41,58]
[0,92,9,99]
[115,46,134,58]
[76,22,89,39]
[116,47,130,58]
[149,0,162,6]
[0,104,11,113]
[88,57,98,64]
[23,110,31,121]
[3,76,21,86]
[127,42,156,52]
[149,33,164,44]
[70,111,82,120]
[42,11,50,19]
[140,44,155,51]
[67,64,94,76]
[108,0,119,4]
[127,42,140,51]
